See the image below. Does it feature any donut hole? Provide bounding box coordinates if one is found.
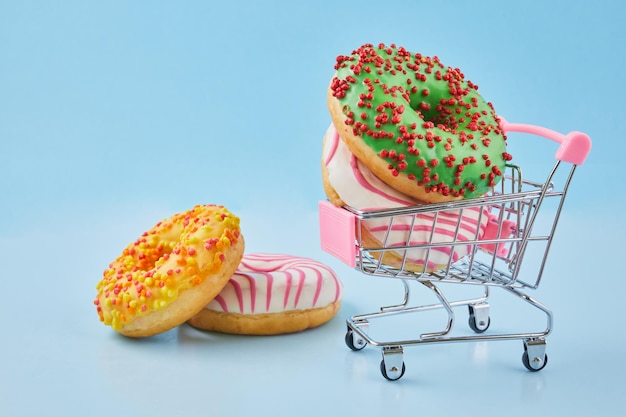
[130,223,184,272]
[408,84,460,130]
[404,65,471,132]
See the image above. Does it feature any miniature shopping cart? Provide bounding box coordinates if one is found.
[319,120,591,381]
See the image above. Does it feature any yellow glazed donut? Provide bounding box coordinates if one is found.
[328,43,511,203]
[188,253,343,335]
[94,204,244,337]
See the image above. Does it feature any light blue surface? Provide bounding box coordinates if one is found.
[1,1,624,416]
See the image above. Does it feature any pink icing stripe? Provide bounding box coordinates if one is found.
[248,274,258,313]
[265,275,273,312]
[300,261,343,305]
[303,266,324,307]
[294,270,306,308]
[438,209,486,230]
[283,274,292,309]
[435,218,480,236]
[388,241,464,260]
[230,280,244,313]
[409,215,480,236]
[410,207,485,228]
[350,154,417,206]
[239,255,290,273]
[322,264,342,304]
[213,294,229,312]
[324,130,340,167]
[320,263,343,304]
[369,223,475,241]
[314,272,322,307]
[399,243,468,265]
[239,260,278,273]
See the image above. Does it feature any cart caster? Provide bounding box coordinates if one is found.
[380,346,405,381]
[345,321,369,351]
[522,338,548,372]
[468,302,490,333]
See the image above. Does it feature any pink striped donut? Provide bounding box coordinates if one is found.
[187,254,343,335]
[322,123,491,272]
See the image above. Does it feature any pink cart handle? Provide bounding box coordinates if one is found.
[500,118,592,165]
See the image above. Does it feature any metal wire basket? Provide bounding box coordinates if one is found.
[319,120,591,380]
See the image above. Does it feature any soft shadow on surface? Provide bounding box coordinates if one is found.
[110,327,180,344]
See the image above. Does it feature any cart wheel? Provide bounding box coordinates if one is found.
[345,328,367,351]
[380,359,406,381]
[522,351,548,372]
[468,303,490,333]
[468,314,490,333]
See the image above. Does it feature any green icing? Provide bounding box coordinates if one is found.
[332,43,509,199]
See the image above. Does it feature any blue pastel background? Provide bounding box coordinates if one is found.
[1,1,624,416]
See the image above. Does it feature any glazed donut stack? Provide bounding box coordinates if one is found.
[95,205,343,337]
[322,43,512,272]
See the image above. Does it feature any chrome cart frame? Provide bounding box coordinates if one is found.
[319,120,591,380]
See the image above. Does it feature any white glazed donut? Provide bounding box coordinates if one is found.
[322,123,491,272]
[187,253,343,335]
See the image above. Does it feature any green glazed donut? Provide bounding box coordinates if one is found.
[327,43,511,202]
